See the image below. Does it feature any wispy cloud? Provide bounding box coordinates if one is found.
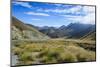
[61,6,95,24]
[82,13,95,24]
[37,5,82,14]
[83,6,95,13]
[62,15,82,19]
[42,9,68,13]
[25,12,50,16]
[37,8,69,14]
[68,6,82,13]
[12,1,32,8]
[63,12,95,24]
[53,3,63,6]
[63,14,95,24]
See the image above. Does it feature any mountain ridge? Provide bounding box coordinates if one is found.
[36,23,96,40]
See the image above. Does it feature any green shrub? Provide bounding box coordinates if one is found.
[77,51,95,62]
[66,45,96,62]
[58,51,77,63]
[13,47,22,55]
[19,52,34,61]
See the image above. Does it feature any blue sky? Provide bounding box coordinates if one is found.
[12,1,95,27]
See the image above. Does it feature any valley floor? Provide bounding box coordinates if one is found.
[11,39,96,66]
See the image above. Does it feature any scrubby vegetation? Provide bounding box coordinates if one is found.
[12,39,96,65]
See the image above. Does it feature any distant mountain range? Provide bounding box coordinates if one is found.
[38,23,95,40]
[12,17,96,41]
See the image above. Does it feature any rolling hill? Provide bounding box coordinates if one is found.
[12,17,50,40]
[80,31,96,40]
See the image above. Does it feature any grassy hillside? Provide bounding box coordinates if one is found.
[12,17,50,40]
[80,31,96,40]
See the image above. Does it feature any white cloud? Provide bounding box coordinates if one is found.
[25,12,50,16]
[44,9,67,13]
[53,4,63,6]
[63,12,95,24]
[83,6,95,13]
[37,5,82,14]
[67,6,82,13]
[37,8,71,13]
[12,2,32,8]
[63,15,82,22]
[82,13,95,24]
[62,15,82,18]
[62,6,95,24]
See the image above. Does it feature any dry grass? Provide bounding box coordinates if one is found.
[12,40,96,65]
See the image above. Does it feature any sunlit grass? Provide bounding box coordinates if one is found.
[12,40,96,65]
